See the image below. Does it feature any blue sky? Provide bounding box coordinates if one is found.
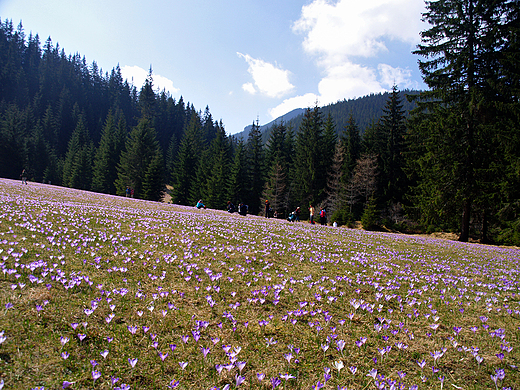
[1,0,428,135]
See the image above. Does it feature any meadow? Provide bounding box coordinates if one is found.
[0,178,519,390]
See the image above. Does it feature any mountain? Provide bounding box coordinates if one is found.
[235,108,305,141]
[235,90,421,143]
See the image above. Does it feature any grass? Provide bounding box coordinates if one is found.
[0,177,519,390]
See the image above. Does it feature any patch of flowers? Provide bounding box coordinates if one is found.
[0,178,519,389]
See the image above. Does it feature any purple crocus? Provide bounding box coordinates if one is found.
[128,357,138,368]
[235,374,245,387]
[367,368,377,380]
[271,376,282,389]
[158,351,168,361]
[92,370,101,382]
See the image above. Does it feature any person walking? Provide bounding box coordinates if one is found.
[309,204,315,224]
[20,169,27,185]
[265,199,270,218]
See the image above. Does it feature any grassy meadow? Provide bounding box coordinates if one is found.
[0,178,519,390]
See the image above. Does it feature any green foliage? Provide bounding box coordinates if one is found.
[141,149,165,201]
[171,113,203,206]
[330,208,353,227]
[244,121,265,214]
[115,118,160,199]
[62,114,94,190]
[292,105,328,208]
[409,0,518,242]
[361,196,379,230]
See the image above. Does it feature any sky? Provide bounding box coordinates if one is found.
[0,0,428,135]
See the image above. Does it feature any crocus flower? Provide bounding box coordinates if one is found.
[128,357,138,368]
[367,368,377,380]
[271,377,282,388]
[235,374,245,387]
[92,370,101,382]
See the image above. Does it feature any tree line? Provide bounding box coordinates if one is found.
[1,0,519,246]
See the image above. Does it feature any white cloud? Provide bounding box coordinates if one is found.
[377,64,420,89]
[318,62,386,102]
[268,93,318,119]
[242,82,256,95]
[293,0,424,67]
[265,0,425,121]
[121,65,180,94]
[237,52,295,98]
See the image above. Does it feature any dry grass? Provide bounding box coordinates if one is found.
[0,178,519,390]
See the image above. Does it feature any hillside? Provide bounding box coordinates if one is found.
[237,90,421,143]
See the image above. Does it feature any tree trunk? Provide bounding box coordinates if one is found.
[459,201,471,242]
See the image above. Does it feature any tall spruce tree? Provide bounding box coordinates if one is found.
[245,120,265,214]
[379,86,408,206]
[292,104,325,212]
[171,112,203,205]
[410,0,518,242]
[62,113,94,190]
[200,122,230,209]
[263,122,293,215]
[115,117,160,199]
[92,111,120,194]
[141,148,165,201]
[227,140,248,206]
[342,113,362,182]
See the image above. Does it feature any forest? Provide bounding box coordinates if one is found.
[0,0,519,245]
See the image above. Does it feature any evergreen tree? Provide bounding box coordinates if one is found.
[292,105,325,212]
[26,122,50,183]
[139,67,156,120]
[141,148,165,201]
[245,120,265,214]
[410,0,517,242]
[227,140,248,206]
[342,113,362,182]
[0,104,29,179]
[324,140,345,216]
[62,113,94,190]
[171,112,203,205]
[203,122,230,209]
[115,117,160,199]
[320,113,337,194]
[92,111,120,194]
[165,133,178,184]
[379,85,408,206]
[264,122,293,215]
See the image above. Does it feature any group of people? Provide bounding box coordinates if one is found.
[290,204,327,225]
[197,199,329,226]
[225,201,248,216]
[125,187,135,197]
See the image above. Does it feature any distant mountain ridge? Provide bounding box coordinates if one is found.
[236,108,305,140]
[236,90,421,143]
